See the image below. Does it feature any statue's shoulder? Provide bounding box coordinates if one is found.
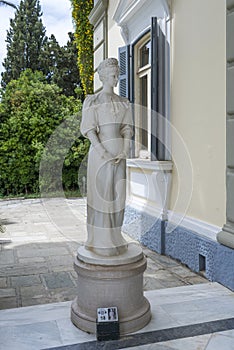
[119,96,129,102]
[116,95,130,109]
[83,94,99,109]
[111,94,130,107]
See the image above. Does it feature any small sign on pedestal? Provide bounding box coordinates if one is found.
[96,307,120,341]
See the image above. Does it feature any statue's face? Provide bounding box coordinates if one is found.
[101,67,119,87]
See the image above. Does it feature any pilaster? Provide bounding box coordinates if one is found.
[217,1,234,249]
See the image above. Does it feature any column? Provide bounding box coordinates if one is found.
[217,0,234,249]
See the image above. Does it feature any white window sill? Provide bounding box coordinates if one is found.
[126,158,173,171]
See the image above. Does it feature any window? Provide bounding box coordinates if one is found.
[140,40,151,67]
[119,17,170,161]
[135,33,151,159]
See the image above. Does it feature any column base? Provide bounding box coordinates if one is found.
[71,245,151,335]
[217,226,234,249]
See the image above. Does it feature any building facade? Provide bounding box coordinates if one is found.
[89,0,234,290]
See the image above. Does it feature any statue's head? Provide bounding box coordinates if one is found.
[97,58,120,84]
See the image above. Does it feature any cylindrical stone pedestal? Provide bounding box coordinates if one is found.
[71,243,151,334]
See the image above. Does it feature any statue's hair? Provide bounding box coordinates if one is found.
[97,58,119,82]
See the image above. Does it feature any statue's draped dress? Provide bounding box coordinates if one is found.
[81,93,133,256]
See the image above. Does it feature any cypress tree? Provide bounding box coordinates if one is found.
[51,32,81,98]
[1,0,46,88]
[40,34,61,84]
[40,32,81,97]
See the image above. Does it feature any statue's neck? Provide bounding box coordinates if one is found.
[102,86,114,94]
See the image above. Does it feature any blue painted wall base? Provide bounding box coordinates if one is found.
[123,206,234,291]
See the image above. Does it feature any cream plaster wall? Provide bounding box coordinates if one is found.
[169,0,226,226]
[105,0,226,227]
[107,1,125,59]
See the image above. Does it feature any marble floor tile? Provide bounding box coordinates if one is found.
[0,277,7,288]
[168,265,198,278]
[56,318,95,345]
[123,344,173,349]
[16,247,70,258]
[160,279,186,288]
[11,274,42,287]
[0,215,233,350]
[134,304,181,333]
[49,287,77,302]
[42,272,75,289]
[159,334,211,350]
[218,329,234,338]
[0,301,72,327]
[0,250,15,265]
[206,333,234,350]
[0,320,63,350]
[145,283,231,306]
[185,275,208,285]
[0,288,16,297]
[21,296,55,307]
[0,297,18,309]
[20,285,50,298]
[0,283,232,349]
[0,262,49,276]
[123,334,211,350]
[143,276,167,290]
[145,257,164,272]
[160,296,234,325]
[18,256,46,264]
[10,235,48,243]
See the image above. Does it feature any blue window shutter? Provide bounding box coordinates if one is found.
[118,45,130,99]
[151,17,158,161]
[118,45,135,158]
[151,17,166,161]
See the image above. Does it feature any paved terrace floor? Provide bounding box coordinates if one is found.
[0,198,233,349]
[0,198,208,309]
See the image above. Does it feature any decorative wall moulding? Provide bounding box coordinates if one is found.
[89,0,109,26]
[113,0,170,44]
[127,159,173,172]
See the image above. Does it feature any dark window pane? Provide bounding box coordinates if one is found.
[140,40,151,67]
[140,75,148,149]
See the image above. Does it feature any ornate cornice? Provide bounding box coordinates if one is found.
[113,0,170,44]
[89,0,108,26]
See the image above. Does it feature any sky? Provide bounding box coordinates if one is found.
[0,0,74,74]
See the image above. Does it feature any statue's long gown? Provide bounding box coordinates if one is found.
[81,93,133,256]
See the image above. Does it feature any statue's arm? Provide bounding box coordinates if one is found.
[86,130,112,161]
[114,136,131,164]
[115,102,133,163]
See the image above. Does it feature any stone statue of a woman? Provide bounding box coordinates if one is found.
[80,58,133,257]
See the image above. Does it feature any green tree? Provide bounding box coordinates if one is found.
[39,34,61,84]
[1,0,46,88]
[71,0,93,96]
[0,69,87,196]
[0,1,17,232]
[52,32,81,98]
[41,32,81,97]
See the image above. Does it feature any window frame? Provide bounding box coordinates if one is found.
[119,17,171,162]
[134,32,152,159]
